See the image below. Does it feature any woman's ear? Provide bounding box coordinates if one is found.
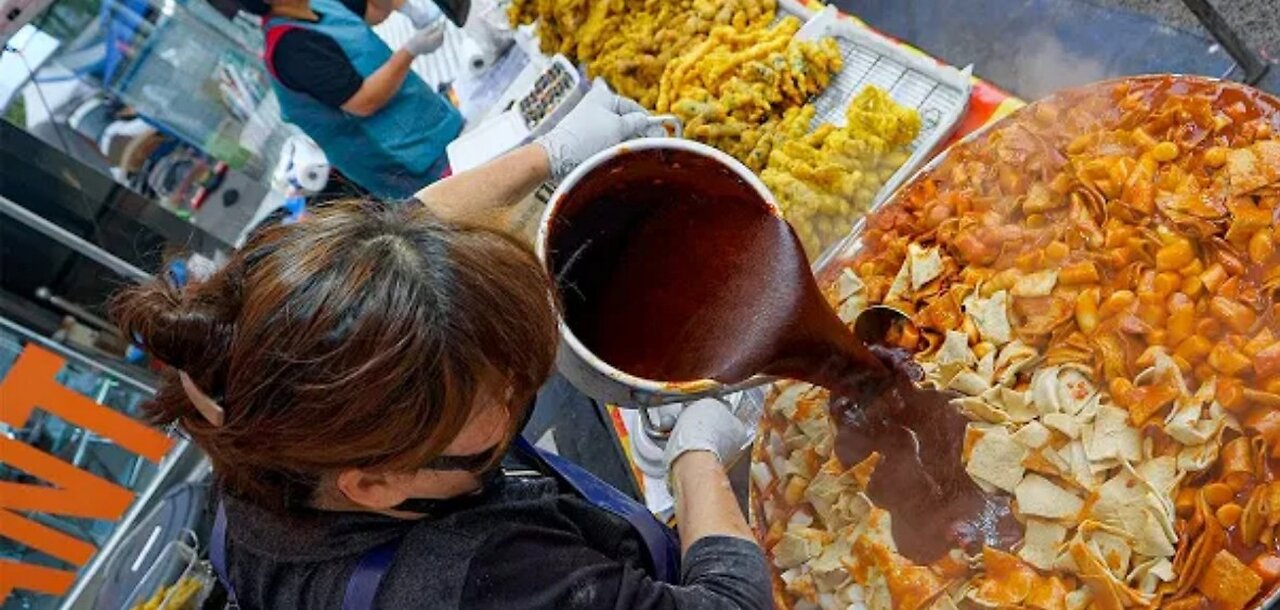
[335,468,412,510]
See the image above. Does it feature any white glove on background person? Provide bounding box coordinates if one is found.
[662,398,749,470]
[535,79,655,182]
[402,21,447,56]
[399,0,443,29]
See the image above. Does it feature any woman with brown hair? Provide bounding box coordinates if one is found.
[112,87,769,610]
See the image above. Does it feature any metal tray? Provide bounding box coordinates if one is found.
[778,1,973,264]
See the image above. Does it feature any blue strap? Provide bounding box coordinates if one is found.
[209,503,237,605]
[514,437,681,584]
[340,538,402,610]
[211,502,402,610]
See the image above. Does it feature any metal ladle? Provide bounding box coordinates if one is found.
[639,305,918,439]
[852,304,918,348]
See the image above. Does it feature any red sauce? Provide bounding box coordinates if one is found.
[547,147,845,385]
[828,349,1023,562]
[547,147,1020,564]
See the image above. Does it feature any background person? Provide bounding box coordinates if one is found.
[236,0,466,198]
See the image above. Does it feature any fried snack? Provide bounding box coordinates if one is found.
[515,0,923,264]
[657,17,840,114]
[509,0,777,109]
[753,76,1280,610]
[762,86,920,258]
[510,2,857,211]
[131,576,204,610]
[662,18,843,171]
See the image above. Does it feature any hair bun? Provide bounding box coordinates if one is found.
[111,279,234,377]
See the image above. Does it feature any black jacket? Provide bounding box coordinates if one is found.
[220,468,770,610]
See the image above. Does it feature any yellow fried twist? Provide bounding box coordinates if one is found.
[512,0,778,109]
[762,87,920,258]
[663,17,842,168]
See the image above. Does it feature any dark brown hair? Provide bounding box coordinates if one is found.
[112,199,558,511]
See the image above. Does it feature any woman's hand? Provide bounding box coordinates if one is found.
[535,79,655,181]
[662,398,748,469]
[401,21,447,56]
[665,399,755,554]
[418,80,656,235]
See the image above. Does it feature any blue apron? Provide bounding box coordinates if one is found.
[263,0,463,199]
[209,440,680,609]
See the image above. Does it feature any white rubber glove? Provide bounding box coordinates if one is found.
[535,79,654,182]
[662,398,749,470]
[402,21,447,56]
[399,0,443,29]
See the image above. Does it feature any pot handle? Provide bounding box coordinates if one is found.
[629,375,777,408]
[643,115,683,138]
[635,375,776,440]
[638,404,677,440]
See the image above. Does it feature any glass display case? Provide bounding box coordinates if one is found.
[102,0,291,179]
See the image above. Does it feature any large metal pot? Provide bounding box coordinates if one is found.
[535,138,779,408]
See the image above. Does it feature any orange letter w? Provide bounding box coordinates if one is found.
[0,345,174,601]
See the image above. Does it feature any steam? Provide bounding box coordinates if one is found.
[997,32,1112,98]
